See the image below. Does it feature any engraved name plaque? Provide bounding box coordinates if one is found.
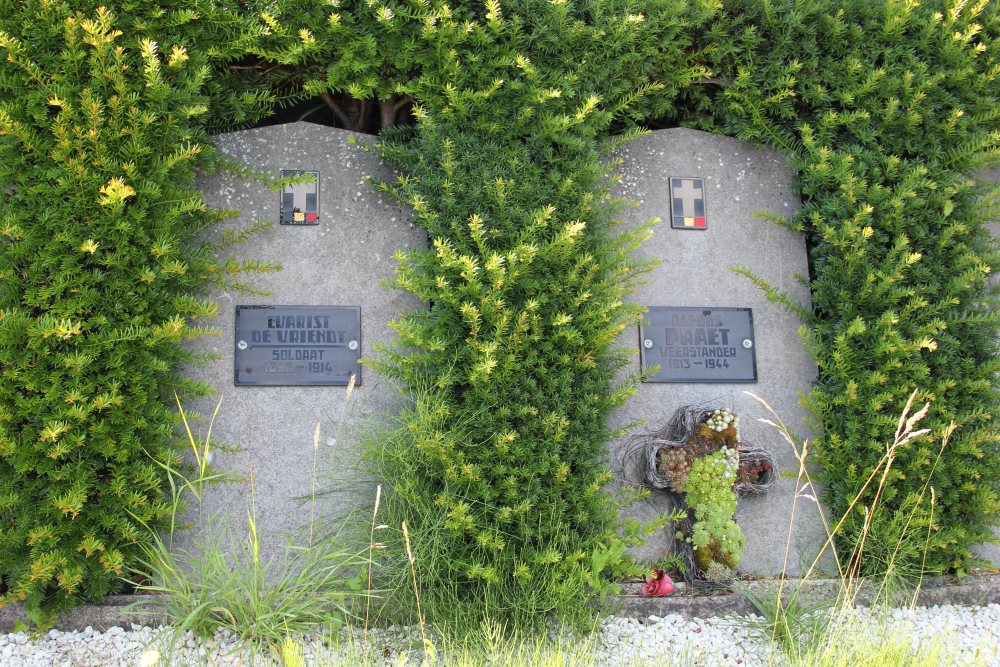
[234,305,361,386]
[639,307,757,383]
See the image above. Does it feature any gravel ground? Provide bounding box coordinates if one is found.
[1,604,998,666]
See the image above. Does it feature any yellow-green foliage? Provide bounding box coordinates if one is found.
[0,2,271,621]
[696,0,1000,576]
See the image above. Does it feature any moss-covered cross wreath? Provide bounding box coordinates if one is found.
[645,407,776,578]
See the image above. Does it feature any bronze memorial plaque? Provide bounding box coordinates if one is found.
[234,305,361,386]
[639,307,757,383]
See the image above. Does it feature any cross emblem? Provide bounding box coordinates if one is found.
[280,170,320,225]
[670,177,707,229]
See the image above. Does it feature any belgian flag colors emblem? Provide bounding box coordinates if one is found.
[279,170,320,225]
[670,177,707,229]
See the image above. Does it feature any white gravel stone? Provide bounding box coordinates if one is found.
[0,604,998,666]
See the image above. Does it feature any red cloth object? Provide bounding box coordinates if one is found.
[641,569,675,597]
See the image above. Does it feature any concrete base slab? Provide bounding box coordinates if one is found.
[611,573,1000,620]
[7,574,998,632]
[0,596,167,633]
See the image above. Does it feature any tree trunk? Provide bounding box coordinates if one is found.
[320,93,370,132]
[378,94,412,130]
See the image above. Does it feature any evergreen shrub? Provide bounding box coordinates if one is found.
[694,0,1000,575]
[366,0,719,626]
[0,2,270,620]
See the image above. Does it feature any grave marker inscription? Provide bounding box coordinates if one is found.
[640,306,757,383]
[234,305,361,386]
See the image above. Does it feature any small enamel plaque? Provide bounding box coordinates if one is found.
[279,170,320,226]
[670,177,707,230]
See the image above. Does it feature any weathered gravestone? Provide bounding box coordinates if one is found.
[979,163,1000,568]
[183,122,424,563]
[611,128,827,575]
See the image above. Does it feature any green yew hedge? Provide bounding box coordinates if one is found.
[0,2,273,621]
[360,1,717,623]
[0,0,997,623]
[695,0,1000,576]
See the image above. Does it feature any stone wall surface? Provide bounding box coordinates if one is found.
[978,163,1000,568]
[183,122,424,564]
[609,128,826,575]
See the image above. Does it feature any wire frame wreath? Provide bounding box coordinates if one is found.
[629,405,777,582]
[641,405,776,496]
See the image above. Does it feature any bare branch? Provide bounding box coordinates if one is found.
[392,95,413,113]
[320,92,352,128]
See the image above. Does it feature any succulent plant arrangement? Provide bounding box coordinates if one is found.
[652,409,748,573]
[704,409,740,439]
[655,409,740,493]
[683,447,744,570]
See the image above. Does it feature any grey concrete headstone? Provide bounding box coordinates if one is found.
[978,163,1000,568]
[181,122,424,565]
[611,128,826,575]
